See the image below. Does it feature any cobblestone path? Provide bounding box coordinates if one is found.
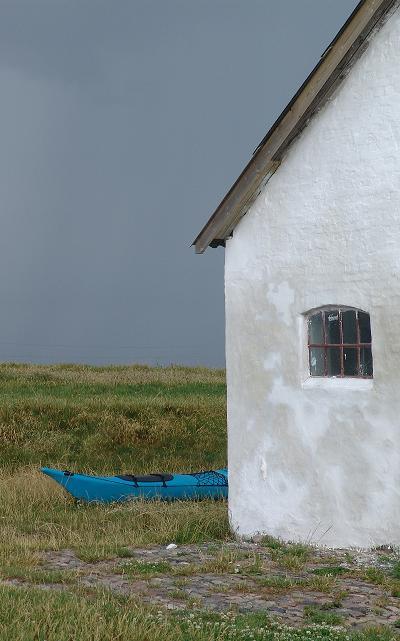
[6,541,393,628]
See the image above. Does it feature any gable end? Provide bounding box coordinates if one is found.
[193,0,398,253]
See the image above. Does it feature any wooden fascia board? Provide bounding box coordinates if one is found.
[194,0,396,254]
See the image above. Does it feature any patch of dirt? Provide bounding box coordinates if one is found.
[24,543,400,627]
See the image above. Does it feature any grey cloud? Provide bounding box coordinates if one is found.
[0,0,358,366]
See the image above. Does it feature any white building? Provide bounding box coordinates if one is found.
[194,0,400,548]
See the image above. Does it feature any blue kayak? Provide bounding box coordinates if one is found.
[41,467,228,503]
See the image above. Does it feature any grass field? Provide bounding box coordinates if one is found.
[0,362,226,473]
[0,362,398,640]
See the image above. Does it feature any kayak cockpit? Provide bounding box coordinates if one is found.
[117,473,174,486]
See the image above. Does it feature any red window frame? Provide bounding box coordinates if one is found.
[308,308,373,378]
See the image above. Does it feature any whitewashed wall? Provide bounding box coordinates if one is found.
[225,6,400,548]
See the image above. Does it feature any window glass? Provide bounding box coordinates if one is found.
[326,347,341,376]
[325,310,340,344]
[309,347,325,376]
[360,347,373,377]
[308,312,324,344]
[358,311,371,343]
[343,347,358,376]
[307,308,372,378]
[342,310,357,344]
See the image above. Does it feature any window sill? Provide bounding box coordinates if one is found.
[302,377,373,391]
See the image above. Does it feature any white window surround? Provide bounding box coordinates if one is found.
[302,376,373,391]
[299,307,374,388]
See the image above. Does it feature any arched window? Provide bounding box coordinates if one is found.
[307,308,373,378]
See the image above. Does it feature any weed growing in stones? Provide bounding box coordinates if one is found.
[276,554,306,573]
[173,577,189,588]
[392,562,400,580]
[122,560,173,577]
[344,551,355,564]
[269,541,313,573]
[259,535,284,550]
[331,591,349,608]
[308,573,338,593]
[242,553,264,576]
[256,575,302,592]
[312,566,348,577]
[364,568,386,585]
[201,549,248,575]
[115,547,136,558]
[169,588,189,601]
[304,605,344,626]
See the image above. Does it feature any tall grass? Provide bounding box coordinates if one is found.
[0,362,226,473]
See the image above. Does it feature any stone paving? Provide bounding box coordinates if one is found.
[6,541,400,628]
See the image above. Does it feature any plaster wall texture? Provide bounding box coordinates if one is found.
[225,7,400,548]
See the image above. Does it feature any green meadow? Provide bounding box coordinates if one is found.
[0,363,397,640]
[0,362,226,473]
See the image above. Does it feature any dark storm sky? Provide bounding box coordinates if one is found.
[0,0,358,367]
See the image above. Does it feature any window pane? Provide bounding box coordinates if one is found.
[325,310,340,344]
[326,347,341,376]
[308,312,324,344]
[358,311,371,343]
[342,310,357,344]
[309,347,325,376]
[360,347,373,377]
[343,347,358,376]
